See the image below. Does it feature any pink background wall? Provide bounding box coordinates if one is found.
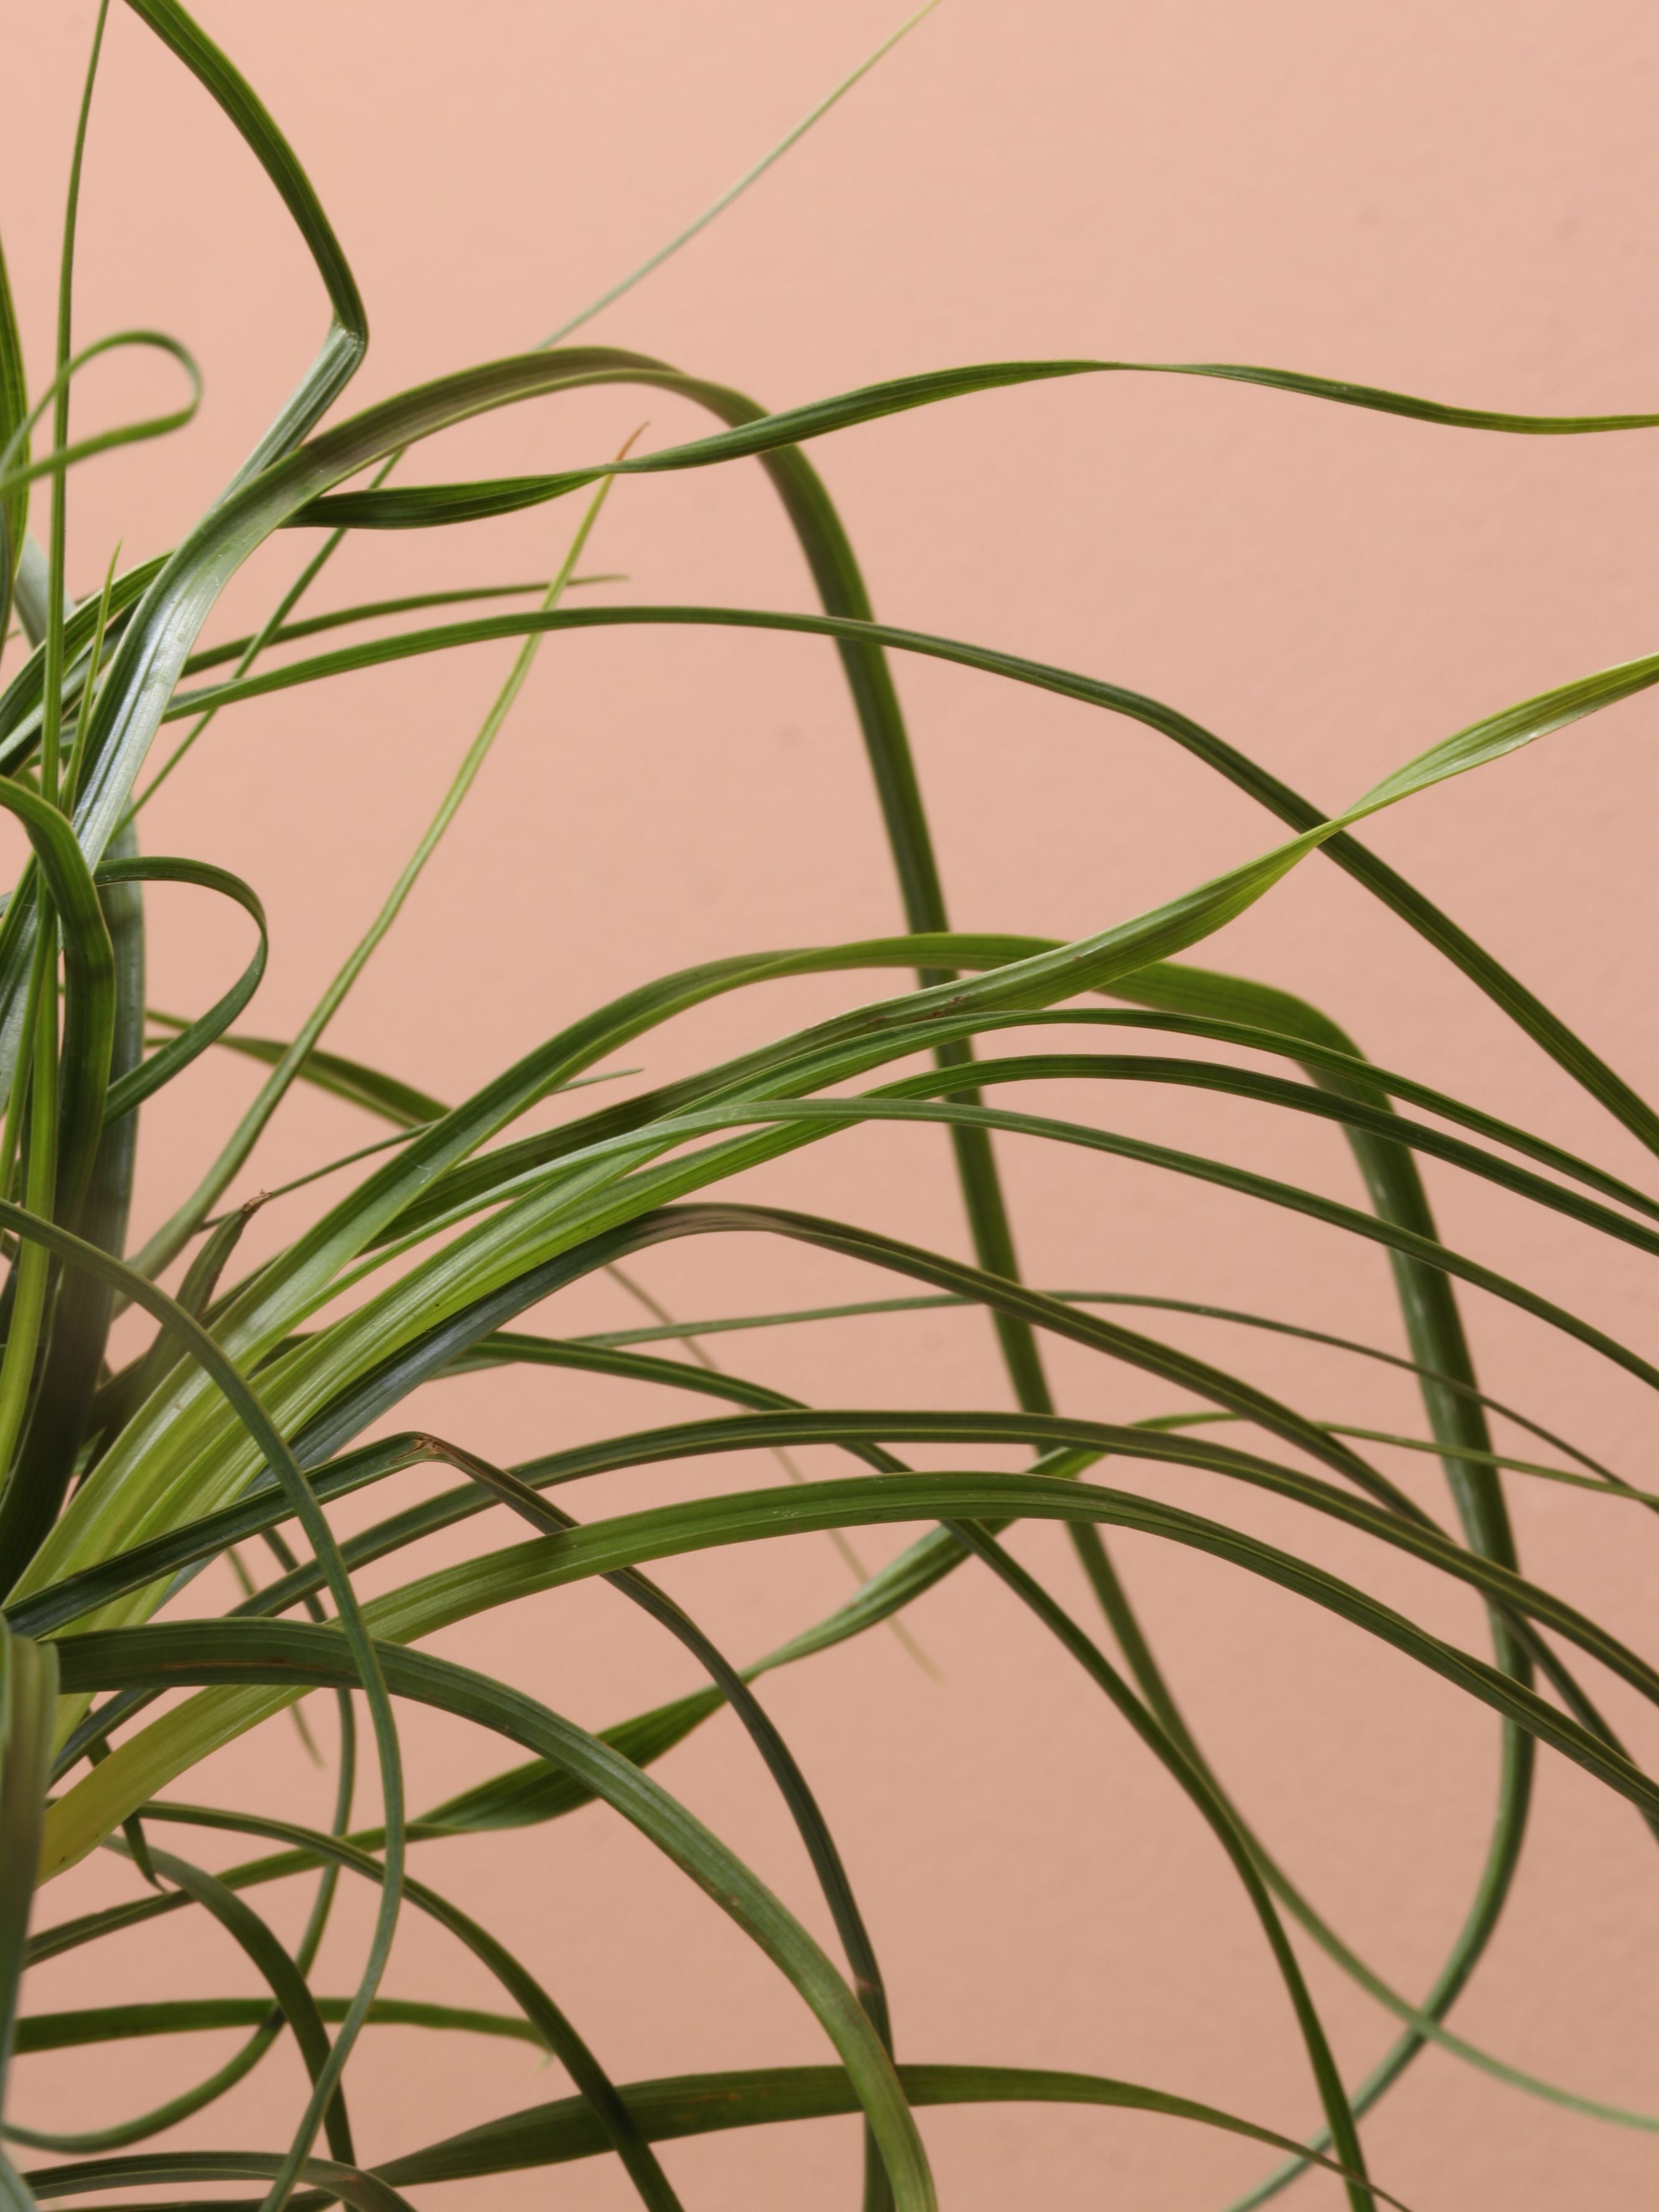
[6,2,1659,2204]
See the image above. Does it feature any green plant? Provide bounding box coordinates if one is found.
[2,4,1658,2208]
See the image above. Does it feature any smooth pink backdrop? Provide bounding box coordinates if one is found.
[6,3,1659,2205]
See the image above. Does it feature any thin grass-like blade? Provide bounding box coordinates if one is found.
[98,859,265,1120]
[121,0,366,475]
[12,1997,546,2052]
[52,1631,936,2211]
[0,783,112,1226]
[331,2067,1414,2206]
[0,822,143,1592]
[0,555,166,764]
[0,332,201,509]
[24,2146,414,2212]
[144,1023,444,1128]
[0,237,26,658]
[0,1624,57,2115]
[126,1805,684,2212]
[44,1449,1659,1859]
[130,1846,352,2164]
[176,598,1659,1161]
[288,353,1659,532]
[0,1196,405,2212]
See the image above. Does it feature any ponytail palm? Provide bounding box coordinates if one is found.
[0,7,1653,2210]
